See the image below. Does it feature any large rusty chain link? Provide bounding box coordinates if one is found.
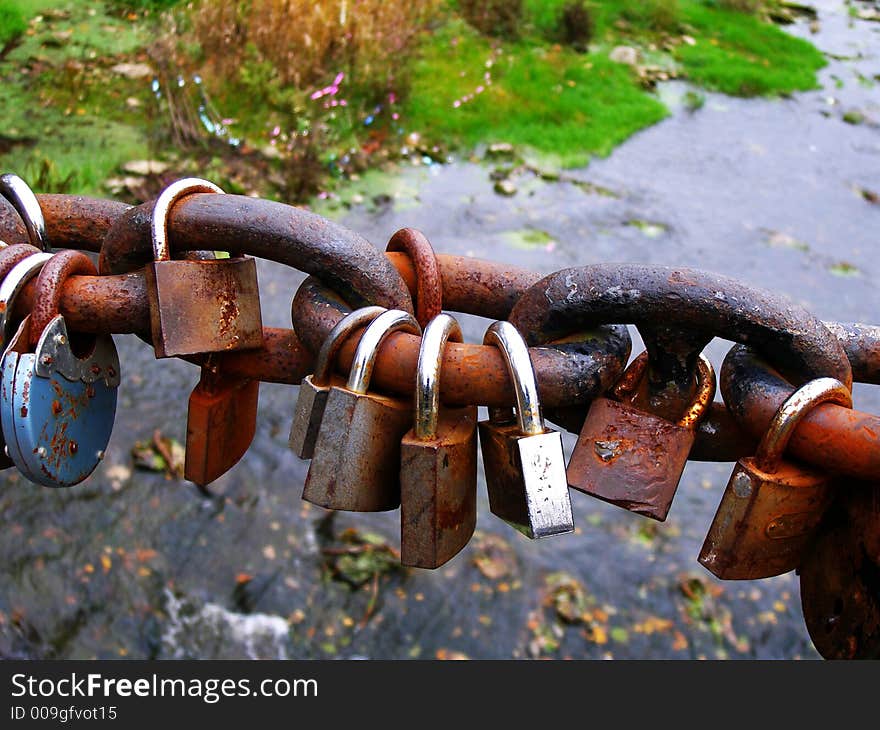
[0,179,878,659]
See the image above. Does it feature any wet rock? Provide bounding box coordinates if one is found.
[110,62,154,80]
[485,142,515,161]
[494,179,517,196]
[843,109,865,125]
[122,159,169,176]
[160,590,290,660]
[609,46,640,67]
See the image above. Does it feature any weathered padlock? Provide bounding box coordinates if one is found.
[302,309,421,511]
[567,351,716,521]
[699,377,852,580]
[289,306,385,459]
[0,173,48,250]
[799,482,880,659]
[0,251,52,350]
[145,178,263,358]
[0,251,120,487]
[400,314,477,568]
[478,321,574,539]
[184,356,260,487]
[0,250,52,469]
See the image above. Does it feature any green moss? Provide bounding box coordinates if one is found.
[0,1,152,195]
[0,2,27,46]
[406,22,668,168]
[675,3,826,96]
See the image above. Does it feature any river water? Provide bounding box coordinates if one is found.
[0,0,877,659]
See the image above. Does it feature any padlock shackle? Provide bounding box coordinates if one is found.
[313,306,386,386]
[29,249,99,352]
[0,252,52,349]
[151,178,224,262]
[385,228,443,329]
[0,174,47,251]
[755,377,853,473]
[483,321,545,436]
[347,309,421,394]
[414,314,462,440]
[613,351,716,428]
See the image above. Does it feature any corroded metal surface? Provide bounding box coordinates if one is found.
[722,345,880,481]
[98,193,414,315]
[385,228,443,328]
[508,264,853,421]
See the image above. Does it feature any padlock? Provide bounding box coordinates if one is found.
[799,482,880,659]
[0,173,48,250]
[0,251,120,487]
[0,251,52,469]
[699,376,852,580]
[400,314,477,568]
[567,351,716,521]
[289,306,385,459]
[478,320,574,539]
[302,309,421,511]
[145,178,263,358]
[0,250,52,350]
[184,356,260,487]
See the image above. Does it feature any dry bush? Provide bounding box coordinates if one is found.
[559,0,594,53]
[458,0,523,39]
[189,0,439,96]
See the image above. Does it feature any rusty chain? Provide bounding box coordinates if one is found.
[0,181,878,659]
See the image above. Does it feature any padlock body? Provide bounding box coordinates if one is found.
[400,406,478,568]
[1,325,118,488]
[698,456,831,580]
[799,489,880,660]
[567,397,695,522]
[478,420,574,539]
[185,374,259,486]
[145,257,263,358]
[288,374,345,460]
[303,386,412,511]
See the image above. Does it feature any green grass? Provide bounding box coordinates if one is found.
[405,22,668,168]
[405,2,828,166]
[0,0,152,194]
[0,1,26,45]
[676,3,827,96]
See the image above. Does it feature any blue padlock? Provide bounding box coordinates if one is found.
[0,251,120,487]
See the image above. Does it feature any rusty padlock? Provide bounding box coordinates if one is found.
[289,306,385,459]
[145,178,263,358]
[479,321,574,539]
[699,377,852,580]
[400,314,477,568]
[799,482,880,659]
[302,309,421,511]
[184,355,260,487]
[567,351,716,521]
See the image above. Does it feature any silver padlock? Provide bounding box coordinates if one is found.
[302,309,421,511]
[289,306,386,459]
[478,321,574,539]
[0,173,48,250]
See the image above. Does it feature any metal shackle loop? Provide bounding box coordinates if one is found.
[151,178,224,262]
[754,377,853,473]
[0,174,47,251]
[677,355,716,428]
[414,314,462,441]
[612,350,716,427]
[346,309,421,394]
[0,252,53,348]
[483,321,545,436]
[313,306,386,386]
